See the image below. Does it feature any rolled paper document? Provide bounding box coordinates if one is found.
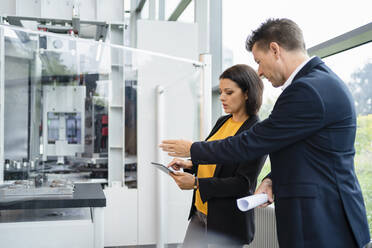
[237,193,268,212]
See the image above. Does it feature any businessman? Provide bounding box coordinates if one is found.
[162,18,370,247]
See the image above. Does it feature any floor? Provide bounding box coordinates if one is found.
[105,244,182,248]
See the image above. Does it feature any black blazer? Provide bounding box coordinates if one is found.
[187,114,267,245]
[190,57,370,248]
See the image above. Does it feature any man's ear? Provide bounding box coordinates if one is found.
[269,42,280,58]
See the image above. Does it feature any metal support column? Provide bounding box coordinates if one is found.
[194,0,210,54]
[199,54,212,139]
[149,0,156,20]
[130,0,139,48]
[158,0,165,20]
[195,0,212,138]
[156,85,167,247]
[0,27,4,183]
[210,0,223,123]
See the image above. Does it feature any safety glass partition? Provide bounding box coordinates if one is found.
[323,42,372,236]
[0,25,204,200]
[106,43,203,191]
[108,38,204,246]
[0,26,111,197]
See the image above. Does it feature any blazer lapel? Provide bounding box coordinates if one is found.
[205,115,232,141]
[236,115,259,135]
[293,56,323,83]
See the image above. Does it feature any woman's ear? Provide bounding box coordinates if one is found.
[245,91,249,100]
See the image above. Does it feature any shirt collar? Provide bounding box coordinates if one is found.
[281,56,314,91]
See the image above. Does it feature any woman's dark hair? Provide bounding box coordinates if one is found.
[246,18,306,52]
[219,64,263,115]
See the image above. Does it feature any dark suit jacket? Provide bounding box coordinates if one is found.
[187,114,266,245]
[190,57,370,248]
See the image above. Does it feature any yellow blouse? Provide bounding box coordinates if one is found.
[194,117,244,215]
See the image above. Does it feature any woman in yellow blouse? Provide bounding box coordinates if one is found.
[160,64,267,247]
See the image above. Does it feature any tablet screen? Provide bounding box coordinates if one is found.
[150,162,176,174]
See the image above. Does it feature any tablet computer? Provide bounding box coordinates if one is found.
[150,162,178,174]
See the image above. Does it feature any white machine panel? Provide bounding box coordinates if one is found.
[0,208,94,248]
[136,20,199,245]
[103,187,138,246]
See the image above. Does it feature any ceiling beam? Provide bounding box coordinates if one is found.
[135,0,147,13]
[168,0,192,21]
[308,22,372,58]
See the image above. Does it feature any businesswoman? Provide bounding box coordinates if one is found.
[160,64,267,247]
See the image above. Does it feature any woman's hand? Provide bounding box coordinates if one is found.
[168,158,193,171]
[159,139,192,157]
[170,171,195,190]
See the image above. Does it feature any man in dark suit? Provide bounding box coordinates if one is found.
[162,18,370,247]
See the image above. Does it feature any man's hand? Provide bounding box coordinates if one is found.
[169,172,195,190]
[159,139,192,157]
[168,158,193,171]
[255,178,274,207]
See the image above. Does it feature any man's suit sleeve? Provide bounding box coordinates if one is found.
[198,155,267,203]
[191,82,325,165]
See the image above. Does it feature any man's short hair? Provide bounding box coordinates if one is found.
[246,18,306,52]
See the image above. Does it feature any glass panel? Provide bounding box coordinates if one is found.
[108,44,202,188]
[0,28,111,184]
[0,24,203,226]
[323,42,372,236]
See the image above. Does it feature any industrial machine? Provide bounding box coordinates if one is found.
[2,27,112,186]
[0,19,210,247]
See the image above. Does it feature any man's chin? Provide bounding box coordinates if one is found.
[270,81,283,88]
